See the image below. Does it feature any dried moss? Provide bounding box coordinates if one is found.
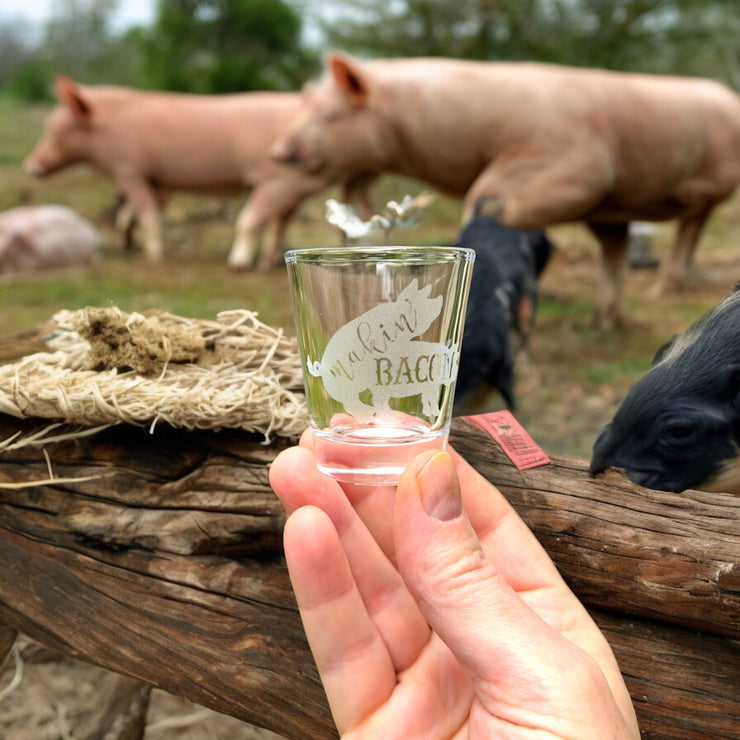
[75,308,206,375]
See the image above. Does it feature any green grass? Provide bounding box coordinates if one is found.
[0,251,298,335]
[0,99,52,168]
[585,358,652,386]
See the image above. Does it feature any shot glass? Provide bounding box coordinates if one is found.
[285,245,475,485]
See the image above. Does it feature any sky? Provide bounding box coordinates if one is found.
[0,0,157,34]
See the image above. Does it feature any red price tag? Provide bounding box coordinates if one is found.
[465,410,551,470]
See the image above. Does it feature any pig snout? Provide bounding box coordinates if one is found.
[589,283,740,495]
[23,153,48,177]
[589,424,618,476]
[22,144,61,177]
[270,136,298,163]
[270,135,324,173]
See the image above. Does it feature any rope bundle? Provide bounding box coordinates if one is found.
[0,308,308,442]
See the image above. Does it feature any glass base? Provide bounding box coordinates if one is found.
[312,420,448,485]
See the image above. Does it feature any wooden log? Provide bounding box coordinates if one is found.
[0,623,17,664]
[593,611,740,740]
[0,414,737,737]
[450,419,740,639]
[0,421,332,740]
[0,324,51,365]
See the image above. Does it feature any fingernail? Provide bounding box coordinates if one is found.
[417,452,462,521]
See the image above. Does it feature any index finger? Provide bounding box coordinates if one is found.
[299,426,398,562]
[269,444,431,671]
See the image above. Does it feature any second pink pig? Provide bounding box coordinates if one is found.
[24,77,372,269]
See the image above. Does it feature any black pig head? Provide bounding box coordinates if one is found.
[590,287,740,493]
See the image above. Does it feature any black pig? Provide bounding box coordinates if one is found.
[590,286,740,493]
[453,201,554,414]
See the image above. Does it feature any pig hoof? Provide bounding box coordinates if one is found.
[590,309,624,332]
[648,281,669,299]
[256,258,282,272]
[649,274,691,297]
[654,266,715,296]
[227,261,250,273]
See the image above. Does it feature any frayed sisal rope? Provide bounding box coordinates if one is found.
[0,307,308,442]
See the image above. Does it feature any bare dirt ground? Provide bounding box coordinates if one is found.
[0,636,286,739]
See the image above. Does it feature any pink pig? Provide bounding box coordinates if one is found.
[273,53,740,328]
[24,76,373,269]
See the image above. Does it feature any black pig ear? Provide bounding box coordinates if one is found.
[651,335,677,365]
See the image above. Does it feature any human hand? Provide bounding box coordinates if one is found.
[269,434,640,739]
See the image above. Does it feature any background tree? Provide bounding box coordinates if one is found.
[0,0,120,99]
[0,21,35,89]
[139,0,320,92]
[313,0,740,86]
[0,0,738,98]
[42,0,119,82]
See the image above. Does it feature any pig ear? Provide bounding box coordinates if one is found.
[327,53,371,108]
[651,335,677,365]
[55,75,92,124]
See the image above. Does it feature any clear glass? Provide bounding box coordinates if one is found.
[285,245,475,484]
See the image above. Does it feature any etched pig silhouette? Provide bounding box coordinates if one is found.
[307,280,459,422]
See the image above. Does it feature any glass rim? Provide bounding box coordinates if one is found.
[284,245,475,264]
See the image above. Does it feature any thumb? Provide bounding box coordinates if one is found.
[393,450,564,693]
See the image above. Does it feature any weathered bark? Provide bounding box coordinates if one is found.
[450,420,740,639]
[0,324,50,364]
[0,623,17,664]
[0,402,737,736]
[593,611,740,740]
[0,420,331,740]
[591,611,740,740]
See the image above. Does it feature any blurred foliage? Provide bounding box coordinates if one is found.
[138,0,320,92]
[8,60,50,102]
[43,0,120,81]
[0,0,320,99]
[317,0,740,85]
[0,0,738,100]
[0,0,135,99]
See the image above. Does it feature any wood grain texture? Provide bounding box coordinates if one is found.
[0,404,737,737]
[451,419,740,639]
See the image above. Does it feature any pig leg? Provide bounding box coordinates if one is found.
[342,173,376,220]
[257,176,364,269]
[228,182,314,271]
[258,210,296,271]
[654,205,712,295]
[465,151,608,229]
[228,195,266,271]
[468,157,620,326]
[117,187,169,255]
[118,179,164,262]
[588,222,630,330]
[113,196,137,250]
